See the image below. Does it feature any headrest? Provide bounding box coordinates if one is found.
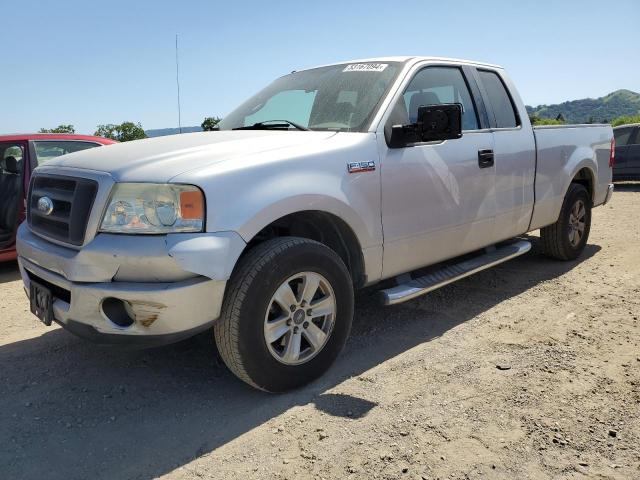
[409,92,441,123]
[2,156,21,174]
[335,101,355,112]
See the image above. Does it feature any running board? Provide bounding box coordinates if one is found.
[380,240,531,305]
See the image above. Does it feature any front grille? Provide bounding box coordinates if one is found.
[28,174,98,246]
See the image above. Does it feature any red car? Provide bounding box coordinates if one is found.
[0,134,116,262]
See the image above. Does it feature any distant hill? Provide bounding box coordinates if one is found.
[145,126,202,137]
[526,89,640,124]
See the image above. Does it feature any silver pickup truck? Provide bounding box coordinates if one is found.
[17,56,614,391]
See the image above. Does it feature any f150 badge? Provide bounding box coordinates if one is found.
[347,161,376,173]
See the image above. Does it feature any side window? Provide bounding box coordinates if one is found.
[3,144,23,162]
[478,70,519,128]
[33,141,99,166]
[632,127,640,146]
[0,144,24,174]
[399,67,479,131]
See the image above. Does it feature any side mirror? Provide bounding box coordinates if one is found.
[416,104,462,142]
[388,103,463,148]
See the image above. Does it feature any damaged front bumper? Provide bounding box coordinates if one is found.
[16,223,246,347]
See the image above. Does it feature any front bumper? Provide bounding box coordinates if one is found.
[17,224,246,347]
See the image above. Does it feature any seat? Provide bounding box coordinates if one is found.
[332,101,355,127]
[0,156,23,245]
[408,91,441,123]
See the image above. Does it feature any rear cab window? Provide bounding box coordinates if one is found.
[614,127,634,147]
[477,70,520,128]
[33,141,100,166]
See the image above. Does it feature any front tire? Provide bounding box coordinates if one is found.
[540,183,591,260]
[214,237,354,392]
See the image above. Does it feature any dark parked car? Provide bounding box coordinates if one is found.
[613,124,640,181]
[0,134,116,262]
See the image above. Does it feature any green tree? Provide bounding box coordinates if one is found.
[95,122,147,142]
[555,113,565,123]
[528,114,540,125]
[39,124,75,134]
[94,124,117,140]
[529,115,565,126]
[201,116,222,131]
[611,115,640,127]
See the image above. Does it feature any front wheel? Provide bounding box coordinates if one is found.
[540,183,592,260]
[214,237,354,392]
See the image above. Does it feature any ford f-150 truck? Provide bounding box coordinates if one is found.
[17,56,614,391]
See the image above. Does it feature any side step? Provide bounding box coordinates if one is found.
[380,240,531,305]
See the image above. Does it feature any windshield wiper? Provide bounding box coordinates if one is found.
[232,119,310,131]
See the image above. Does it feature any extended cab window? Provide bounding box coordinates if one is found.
[388,67,479,131]
[478,70,519,128]
[33,141,99,166]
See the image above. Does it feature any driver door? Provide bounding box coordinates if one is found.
[378,65,497,278]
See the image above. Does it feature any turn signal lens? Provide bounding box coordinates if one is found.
[180,190,204,220]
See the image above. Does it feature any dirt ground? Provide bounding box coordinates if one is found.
[1,185,639,480]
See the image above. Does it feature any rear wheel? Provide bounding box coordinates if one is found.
[540,183,591,260]
[214,237,354,392]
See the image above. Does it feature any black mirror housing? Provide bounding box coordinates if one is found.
[388,103,463,148]
[389,124,419,148]
[416,104,463,142]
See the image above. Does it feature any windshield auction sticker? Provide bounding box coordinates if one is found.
[343,63,388,72]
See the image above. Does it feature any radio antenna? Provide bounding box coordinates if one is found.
[175,34,182,134]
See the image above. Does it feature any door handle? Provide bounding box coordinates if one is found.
[478,149,494,168]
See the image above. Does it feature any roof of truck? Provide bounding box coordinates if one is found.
[300,56,502,71]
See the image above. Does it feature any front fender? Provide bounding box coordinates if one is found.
[183,134,383,249]
[171,131,384,281]
[235,193,376,247]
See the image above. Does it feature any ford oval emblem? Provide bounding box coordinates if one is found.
[37,196,54,216]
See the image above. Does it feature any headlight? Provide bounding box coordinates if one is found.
[99,183,205,234]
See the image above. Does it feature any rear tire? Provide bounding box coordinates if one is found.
[540,183,591,260]
[214,237,354,392]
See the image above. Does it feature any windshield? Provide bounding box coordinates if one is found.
[219,62,402,132]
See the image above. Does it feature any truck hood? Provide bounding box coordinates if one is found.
[47,131,338,182]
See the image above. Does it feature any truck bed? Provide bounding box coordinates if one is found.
[530,124,613,230]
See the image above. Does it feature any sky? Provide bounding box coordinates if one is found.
[2,0,639,134]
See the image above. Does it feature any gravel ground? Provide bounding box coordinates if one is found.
[1,184,638,480]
